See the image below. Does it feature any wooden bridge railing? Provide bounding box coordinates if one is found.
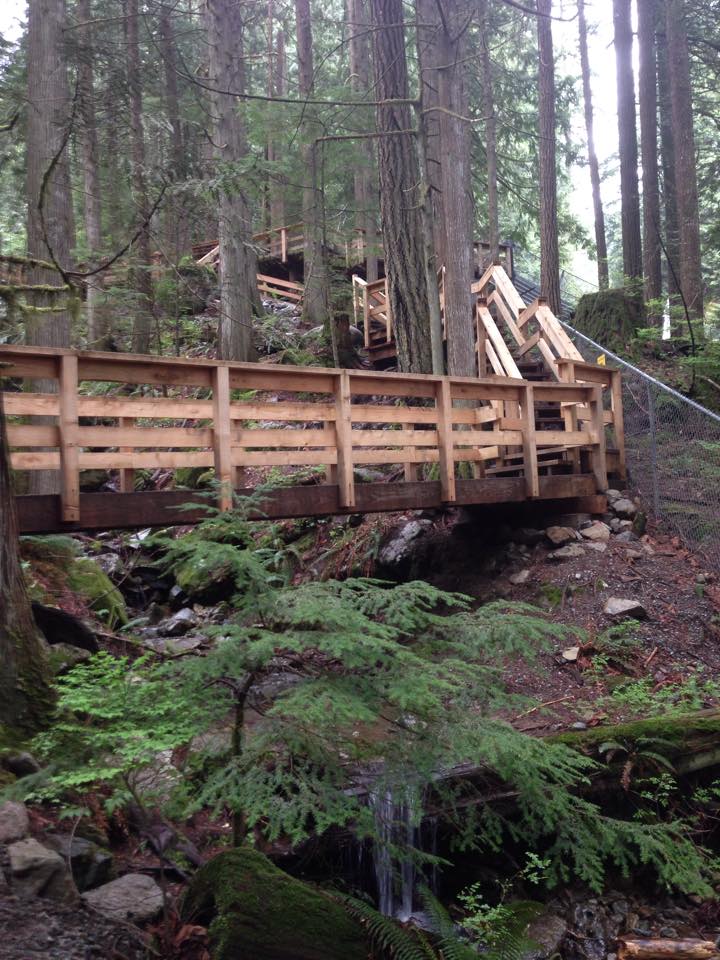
[1,345,608,526]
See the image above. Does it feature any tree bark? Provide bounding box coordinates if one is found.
[613,0,643,284]
[416,0,446,267]
[478,0,499,263]
[638,0,662,313]
[577,0,608,290]
[159,2,190,264]
[0,385,55,734]
[269,24,287,232]
[435,0,475,377]
[77,0,109,349]
[370,0,433,373]
[537,0,561,316]
[665,0,704,326]
[348,0,378,283]
[295,0,330,330]
[206,0,257,361]
[126,0,155,354]
[656,28,680,303]
[25,0,75,496]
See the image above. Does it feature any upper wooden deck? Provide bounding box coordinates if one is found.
[0,343,617,533]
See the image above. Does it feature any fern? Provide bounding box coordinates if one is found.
[336,895,439,960]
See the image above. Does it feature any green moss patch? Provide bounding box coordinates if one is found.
[183,847,370,960]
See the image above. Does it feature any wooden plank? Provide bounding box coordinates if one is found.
[235,427,335,447]
[536,305,584,360]
[351,404,437,425]
[7,424,59,446]
[435,378,455,502]
[59,354,80,523]
[118,417,136,493]
[3,393,60,416]
[452,429,524,445]
[212,365,233,510]
[487,290,525,346]
[229,368,335,394]
[334,370,355,508]
[231,450,337,466]
[515,331,542,357]
[232,401,335,422]
[517,297,541,328]
[352,429,439,447]
[535,430,594,446]
[610,370,627,479]
[478,305,523,379]
[11,451,61,470]
[521,383,539,498]
[78,397,214,419]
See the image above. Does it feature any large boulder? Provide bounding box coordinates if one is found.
[183,847,370,960]
[44,833,114,892]
[8,838,78,903]
[0,801,29,844]
[82,873,163,923]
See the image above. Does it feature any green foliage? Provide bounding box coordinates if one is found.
[610,669,720,717]
[16,495,717,897]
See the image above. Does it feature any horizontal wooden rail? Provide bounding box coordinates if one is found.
[1,344,610,527]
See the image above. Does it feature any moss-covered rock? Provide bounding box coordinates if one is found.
[573,288,645,352]
[20,536,128,630]
[183,847,370,960]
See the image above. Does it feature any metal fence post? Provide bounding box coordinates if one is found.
[646,382,661,516]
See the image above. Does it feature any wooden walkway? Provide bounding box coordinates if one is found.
[1,344,614,533]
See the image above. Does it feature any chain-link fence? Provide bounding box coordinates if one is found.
[560,320,720,570]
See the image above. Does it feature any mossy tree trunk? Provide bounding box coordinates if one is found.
[0,386,55,733]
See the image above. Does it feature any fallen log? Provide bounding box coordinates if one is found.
[618,939,720,960]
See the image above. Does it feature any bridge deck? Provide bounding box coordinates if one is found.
[1,344,613,534]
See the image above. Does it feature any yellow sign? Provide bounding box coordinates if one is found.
[597,354,606,366]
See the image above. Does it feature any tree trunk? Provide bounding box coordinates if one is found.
[537,0,561,316]
[416,0,446,267]
[348,0,378,283]
[25,0,75,496]
[577,0,608,290]
[370,0,433,373]
[436,0,475,377]
[77,0,109,349]
[159,2,190,265]
[269,25,287,232]
[206,0,257,361]
[638,0,662,314]
[478,0,499,263]
[613,0,643,284]
[656,28,680,303]
[665,0,704,327]
[295,0,330,330]
[0,386,55,734]
[126,0,155,354]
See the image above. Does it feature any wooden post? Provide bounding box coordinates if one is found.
[403,422,419,482]
[324,419,338,485]
[476,299,487,377]
[58,354,80,523]
[334,371,355,508]
[280,227,287,263]
[212,364,233,511]
[363,286,370,349]
[589,384,608,491]
[118,417,136,493]
[384,279,392,343]
[521,383,539,498]
[435,378,455,502]
[610,369,627,479]
[559,361,581,473]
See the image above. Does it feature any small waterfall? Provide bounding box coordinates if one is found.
[369,785,419,920]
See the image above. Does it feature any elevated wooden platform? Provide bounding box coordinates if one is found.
[1,344,614,534]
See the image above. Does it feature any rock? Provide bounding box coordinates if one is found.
[82,873,163,923]
[562,646,580,662]
[96,552,123,580]
[127,750,180,805]
[378,520,432,567]
[509,569,531,585]
[612,497,637,519]
[183,847,370,960]
[31,602,99,653]
[615,530,638,543]
[514,528,546,546]
[625,548,645,560]
[571,721,588,730]
[44,834,114,892]
[8,838,78,903]
[549,544,585,561]
[522,913,568,960]
[603,597,648,620]
[47,642,93,674]
[580,522,611,542]
[2,752,41,778]
[586,542,608,553]
[545,526,577,547]
[158,607,197,637]
[605,489,622,502]
[0,801,29,843]
[162,635,204,655]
